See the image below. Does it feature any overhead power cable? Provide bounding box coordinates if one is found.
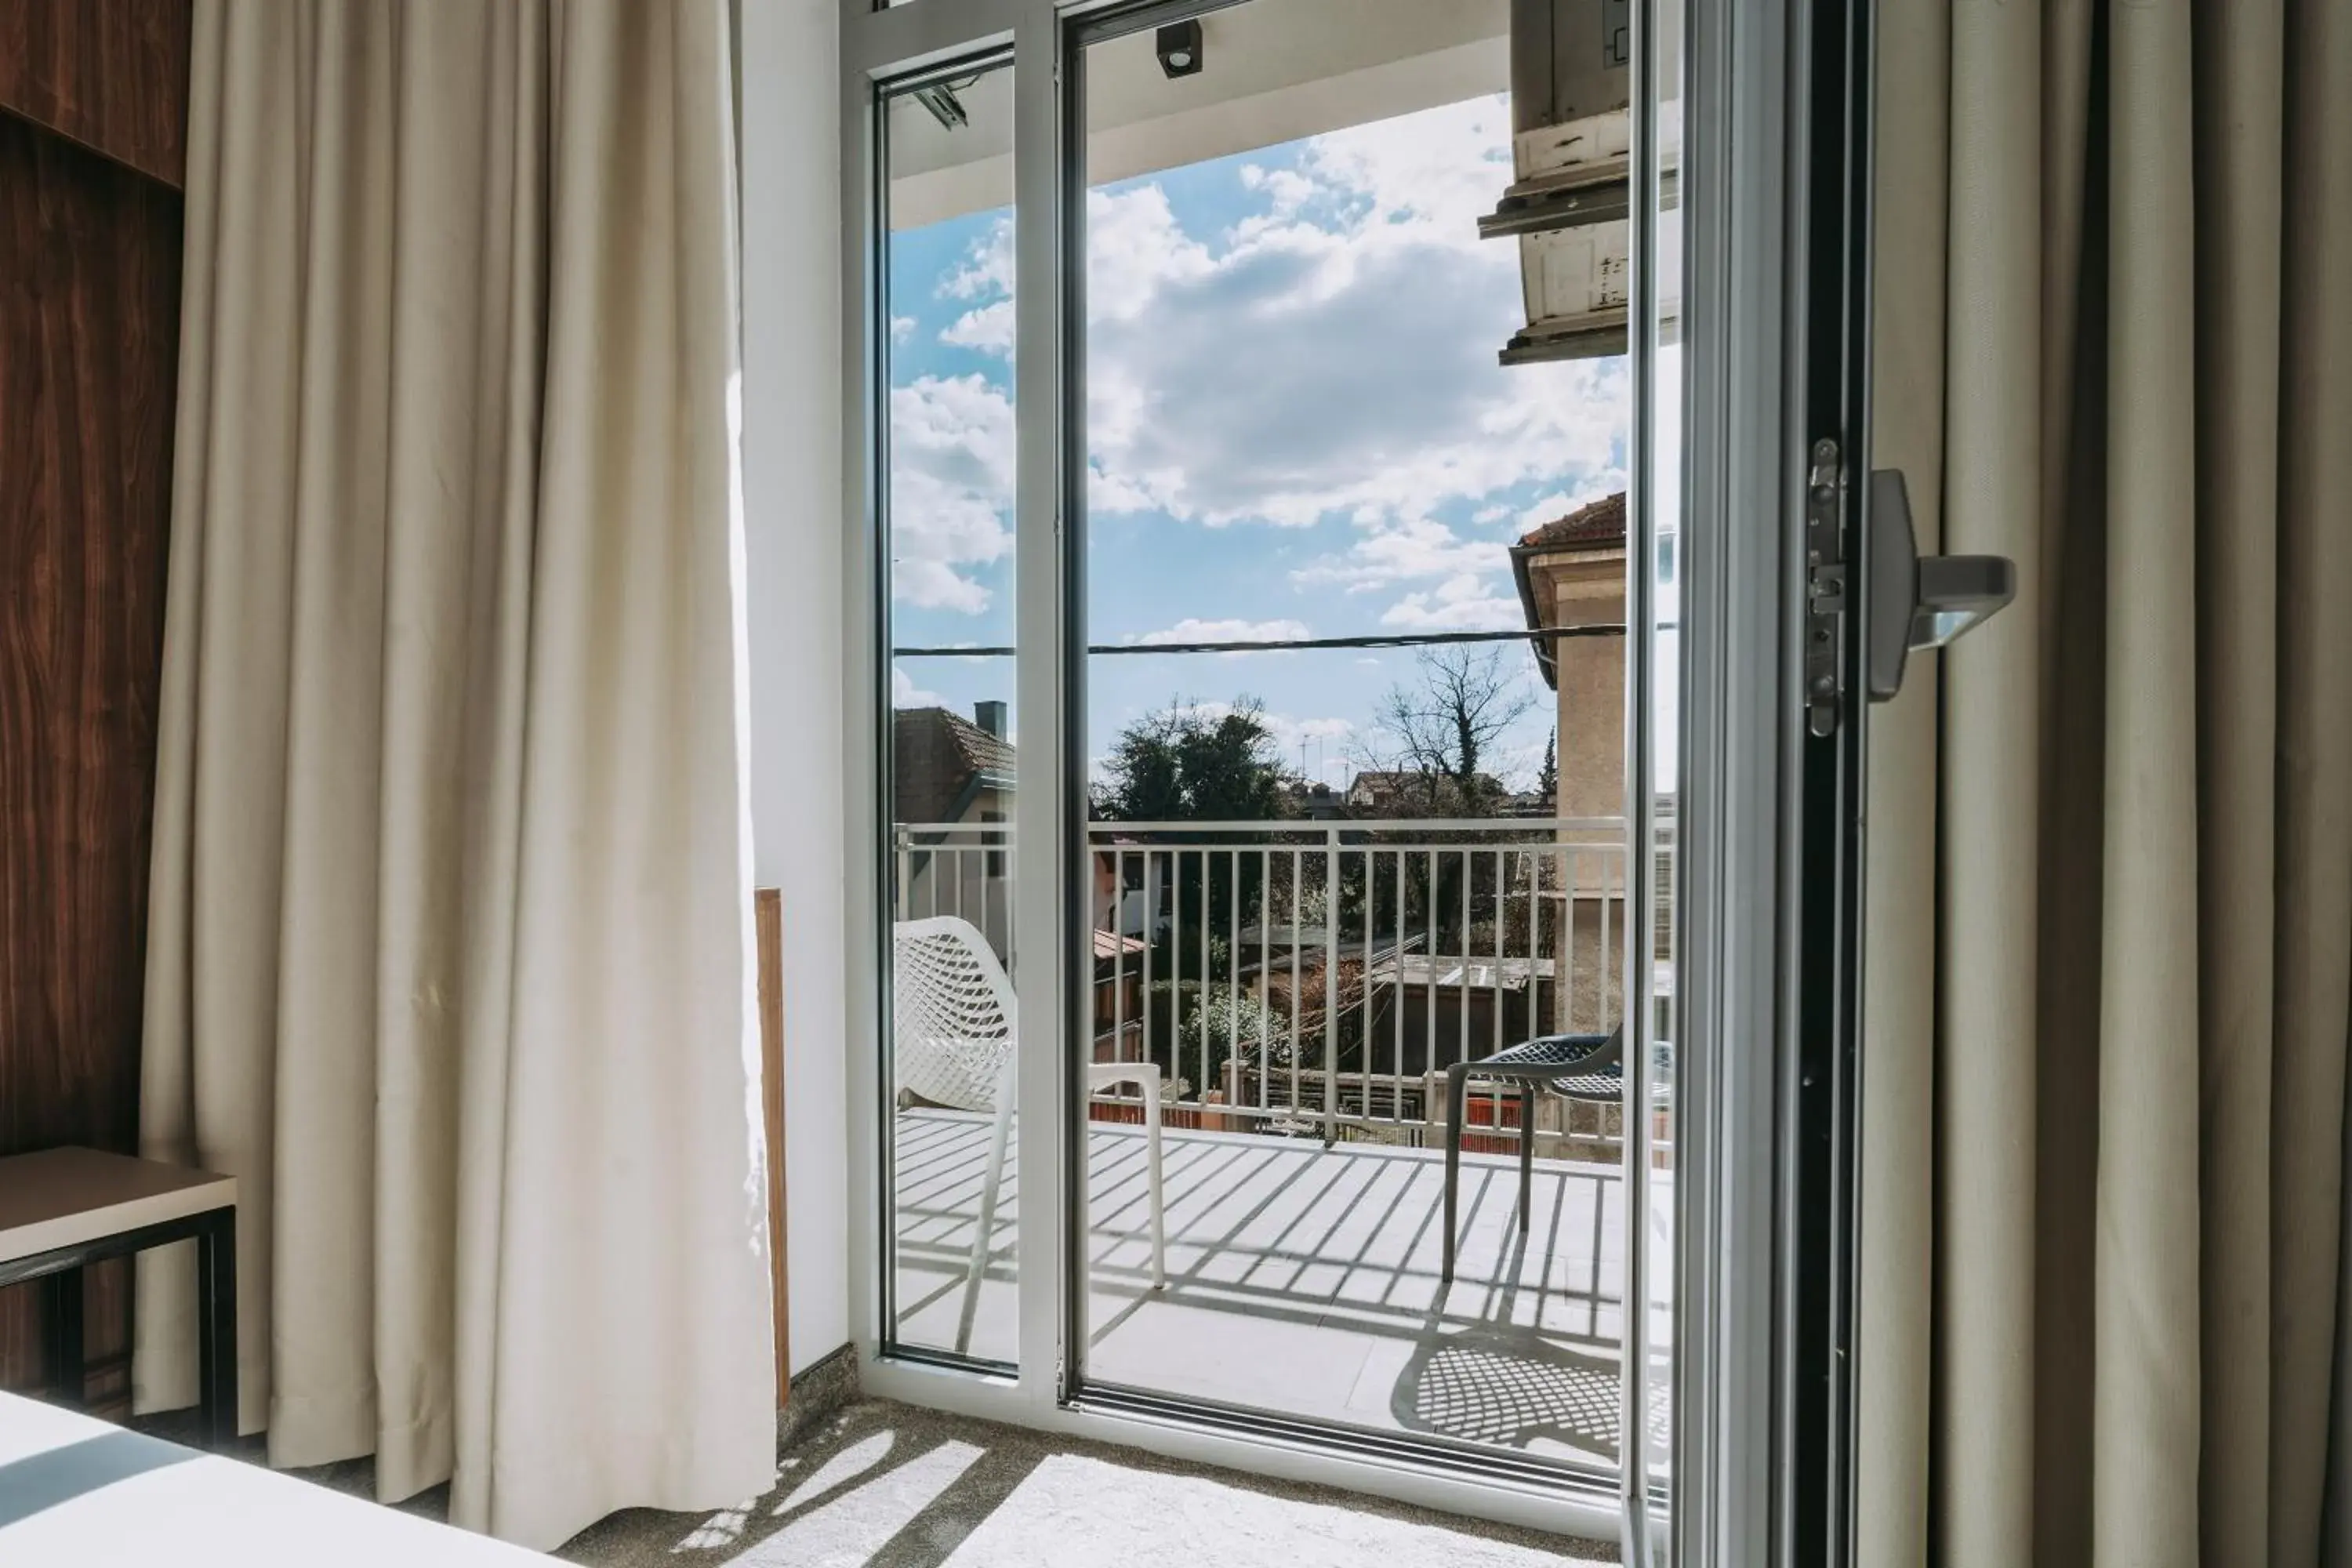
[891,623,1669,659]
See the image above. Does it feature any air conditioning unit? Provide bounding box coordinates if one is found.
[1482,0,1639,364]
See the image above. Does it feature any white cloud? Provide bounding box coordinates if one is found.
[946,218,1014,300]
[895,96,1630,630]
[888,373,1014,612]
[1067,96,1625,532]
[1291,516,1497,594]
[1378,573,1526,631]
[1131,617,1310,648]
[942,300,1014,353]
[893,666,949,708]
[938,217,1018,354]
[1270,711,1357,785]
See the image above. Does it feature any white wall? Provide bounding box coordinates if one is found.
[740,0,849,1377]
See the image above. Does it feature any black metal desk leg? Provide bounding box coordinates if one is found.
[44,1267,85,1408]
[194,1210,238,1447]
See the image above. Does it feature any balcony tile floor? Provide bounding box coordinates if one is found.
[892,1111,1668,1465]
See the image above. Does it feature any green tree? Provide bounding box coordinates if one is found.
[1097,702,1300,1094]
[1094,699,1296,822]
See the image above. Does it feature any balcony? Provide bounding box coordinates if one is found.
[893,1111,1666,1462]
[889,817,1671,1466]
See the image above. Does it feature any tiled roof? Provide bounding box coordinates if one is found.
[893,706,1014,826]
[1516,491,1626,552]
[1512,490,1628,690]
[1091,927,1149,960]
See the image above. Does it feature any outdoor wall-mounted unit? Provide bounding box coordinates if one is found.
[1483,0,1634,363]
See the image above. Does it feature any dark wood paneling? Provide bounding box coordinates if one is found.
[0,112,183,1406]
[0,0,191,188]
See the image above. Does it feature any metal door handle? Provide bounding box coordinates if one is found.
[1867,469,2016,702]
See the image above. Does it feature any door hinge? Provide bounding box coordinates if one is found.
[1804,437,1847,736]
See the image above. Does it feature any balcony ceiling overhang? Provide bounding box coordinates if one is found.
[885,0,1508,230]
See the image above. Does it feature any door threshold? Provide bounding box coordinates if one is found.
[1067,1379,1622,1504]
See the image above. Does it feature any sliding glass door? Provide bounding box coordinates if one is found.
[835,0,1890,1560]
[1064,2,1638,1483]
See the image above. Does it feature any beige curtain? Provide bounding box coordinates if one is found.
[133,0,775,1549]
[1859,1,2352,1564]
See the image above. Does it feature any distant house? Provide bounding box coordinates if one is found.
[894,700,1014,828]
[1343,768,1509,816]
[1509,490,1626,703]
[1510,491,1630,1033]
[890,701,1154,1044]
[892,701,1015,955]
[1343,771,1414,813]
[1284,780,1348,820]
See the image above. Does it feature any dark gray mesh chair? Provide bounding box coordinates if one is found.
[1440,1025,1623,1286]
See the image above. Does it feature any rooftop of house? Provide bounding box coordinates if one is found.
[1345,770,1417,795]
[1515,490,1627,554]
[1511,489,1628,690]
[1344,769,1509,804]
[893,704,1015,826]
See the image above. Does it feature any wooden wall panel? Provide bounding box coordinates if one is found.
[0,111,183,1407]
[0,0,192,187]
[757,888,790,1409]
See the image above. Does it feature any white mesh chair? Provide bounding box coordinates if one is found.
[893,916,1166,1353]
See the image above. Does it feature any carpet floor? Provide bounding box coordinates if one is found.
[140,1392,1619,1566]
[556,1399,1619,1568]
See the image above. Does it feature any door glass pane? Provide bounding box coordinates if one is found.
[1072,0,1639,1479]
[880,56,1019,1364]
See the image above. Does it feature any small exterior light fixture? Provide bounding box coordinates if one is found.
[1156,20,1203,78]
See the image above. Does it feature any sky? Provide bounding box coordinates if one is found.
[885,91,1646,796]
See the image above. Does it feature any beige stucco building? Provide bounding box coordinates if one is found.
[1511,492,1628,1037]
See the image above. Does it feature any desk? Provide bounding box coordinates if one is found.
[0,1149,237,1443]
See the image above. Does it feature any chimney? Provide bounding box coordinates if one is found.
[974,699,1007,738]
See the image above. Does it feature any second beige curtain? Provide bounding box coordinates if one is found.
[1859,1,2352,1565]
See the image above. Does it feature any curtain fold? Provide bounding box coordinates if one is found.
[134,0,775,1549]
[1861,2,2352,1564]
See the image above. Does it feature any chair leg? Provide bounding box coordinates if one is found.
[1518,1083,1536,1234]
[960,1092,1015,1356]
[1443,1063,1470,1285]
[1141,1073,1167,1288]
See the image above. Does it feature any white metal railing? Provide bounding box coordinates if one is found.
[891,816,1664,1148]
[891,818,1018,963]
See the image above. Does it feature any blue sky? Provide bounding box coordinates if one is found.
[887,93,1632,792]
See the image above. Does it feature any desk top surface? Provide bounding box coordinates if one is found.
[0,1149,235,1266]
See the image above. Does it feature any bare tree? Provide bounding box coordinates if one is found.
[1368,644,1537,815]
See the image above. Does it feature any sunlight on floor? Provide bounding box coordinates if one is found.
[659,1409,1612,1568]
